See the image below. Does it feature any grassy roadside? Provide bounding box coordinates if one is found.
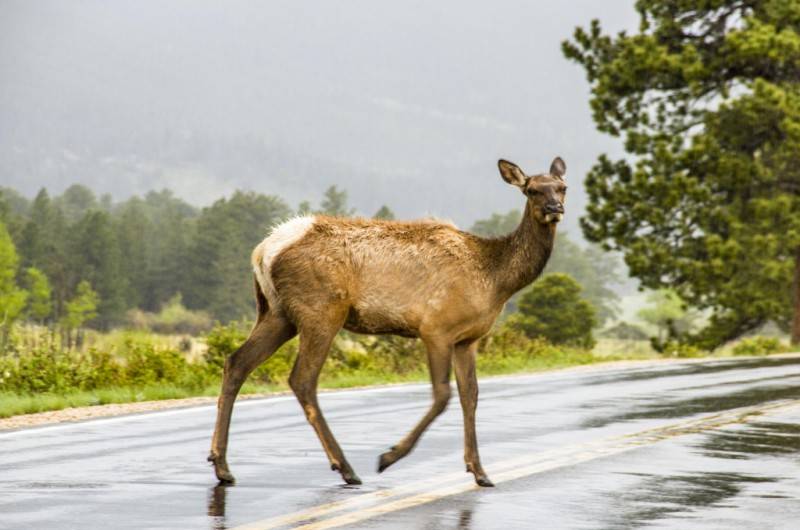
[2,327,796,420]
[0,348,651,419]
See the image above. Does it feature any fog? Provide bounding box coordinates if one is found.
[0,0,637,232]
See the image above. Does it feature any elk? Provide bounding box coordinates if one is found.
[209,156,567,487]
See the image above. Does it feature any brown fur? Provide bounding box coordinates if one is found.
[209,157,567,487]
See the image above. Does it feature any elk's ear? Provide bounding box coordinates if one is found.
[498,159,527,188]
[549,157,566,179]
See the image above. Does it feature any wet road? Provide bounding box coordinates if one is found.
[3,355,800,530]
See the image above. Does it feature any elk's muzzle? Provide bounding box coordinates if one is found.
[544,203,564,223]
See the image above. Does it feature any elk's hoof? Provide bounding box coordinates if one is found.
[209,453,235,484]
[331,462,361,485]
[343,473,362,485]
[475,475,494,487]
[466,463,494,487]
[377,450,398,473]
[215,466,236,484]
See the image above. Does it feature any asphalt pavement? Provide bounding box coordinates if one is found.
[2,355,800,530]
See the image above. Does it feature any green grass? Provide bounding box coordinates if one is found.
[6,338,796,420]
[0,347,652,419]
[0,382,285,419]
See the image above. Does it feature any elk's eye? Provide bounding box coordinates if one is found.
[527,188,539,196]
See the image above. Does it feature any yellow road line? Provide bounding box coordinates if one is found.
[231,399,800,530]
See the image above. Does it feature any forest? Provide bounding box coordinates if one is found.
[0,183,621,334]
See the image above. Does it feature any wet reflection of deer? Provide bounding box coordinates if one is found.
[209,157,568,487]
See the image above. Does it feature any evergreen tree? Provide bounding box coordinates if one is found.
[115,197,152,309]
[140,190,197,310]
[318,186,355,217]
[55,184,98,222]
[546,237,620,326]
[0,221,27,333]
[297,200,312,215]
[0,187,30,218]
[564,1,800,346]
[511,273,596,348]
[0,188,28,241]
[185,191,291,321]
[470,209,522,237]
[25,267,52,323]
[19,189,70,318]
[59,280,99,347]
[373,205,396,220]
[69,211,127,328]
[637,289,697,344]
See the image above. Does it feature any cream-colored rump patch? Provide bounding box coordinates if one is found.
[252,216,316,302]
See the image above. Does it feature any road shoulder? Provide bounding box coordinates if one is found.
[3,352,798,432]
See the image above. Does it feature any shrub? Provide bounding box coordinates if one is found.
[656,340,702,358]
[0,337,214,395]
[252,338,296,384]
[203,322,296,384]
[601,321,649,341]
[123,340,190,386]
[0,347,125,393]
[358,334,425,373]
[204,322,248,371]
[732,336,785,357]
[126,294,212,335]
[510,273,597,348]
[481,324,555,358]
[73,349,124,390]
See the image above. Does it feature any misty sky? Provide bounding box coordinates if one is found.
[0,0,638,234]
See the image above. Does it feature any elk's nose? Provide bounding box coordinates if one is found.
[544,202,564,214]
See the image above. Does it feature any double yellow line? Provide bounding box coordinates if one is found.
[232,399,800,530]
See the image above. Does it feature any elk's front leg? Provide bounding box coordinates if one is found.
[378,337,453,472]
[454,340,493,487]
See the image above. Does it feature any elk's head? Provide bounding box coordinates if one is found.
[498,157,567,224]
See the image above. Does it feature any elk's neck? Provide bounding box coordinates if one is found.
[490,201,557,301]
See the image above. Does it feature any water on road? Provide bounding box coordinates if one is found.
[2,355,800,529]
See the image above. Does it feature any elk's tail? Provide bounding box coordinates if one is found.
[254,274,269,319]
[251,242,271,320]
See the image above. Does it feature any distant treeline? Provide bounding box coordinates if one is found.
[0,184,620,329]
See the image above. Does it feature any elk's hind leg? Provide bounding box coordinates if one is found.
[209,311,296,483]
[290,313,361,485]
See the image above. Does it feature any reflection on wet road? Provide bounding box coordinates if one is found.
[2,355,800,529]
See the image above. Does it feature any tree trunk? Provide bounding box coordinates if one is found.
[792,248,800,346]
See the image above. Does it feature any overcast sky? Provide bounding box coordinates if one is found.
[0,0,638,234]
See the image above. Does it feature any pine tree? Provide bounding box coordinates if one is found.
[69,211,127,328]
[185,191,291,321]
[60,280,99,329]
[511,273,596,348]
[115,198,152,309]
[19,189,70,319]
[470,210,522,237]
[140,190,197,311]
[373,205,396,220]
[59,280,99,347]
[564,1,800,346]
[0,222,28,337]
[25,267,52,323]
[318,186,355,217]
[55,184,98,222]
